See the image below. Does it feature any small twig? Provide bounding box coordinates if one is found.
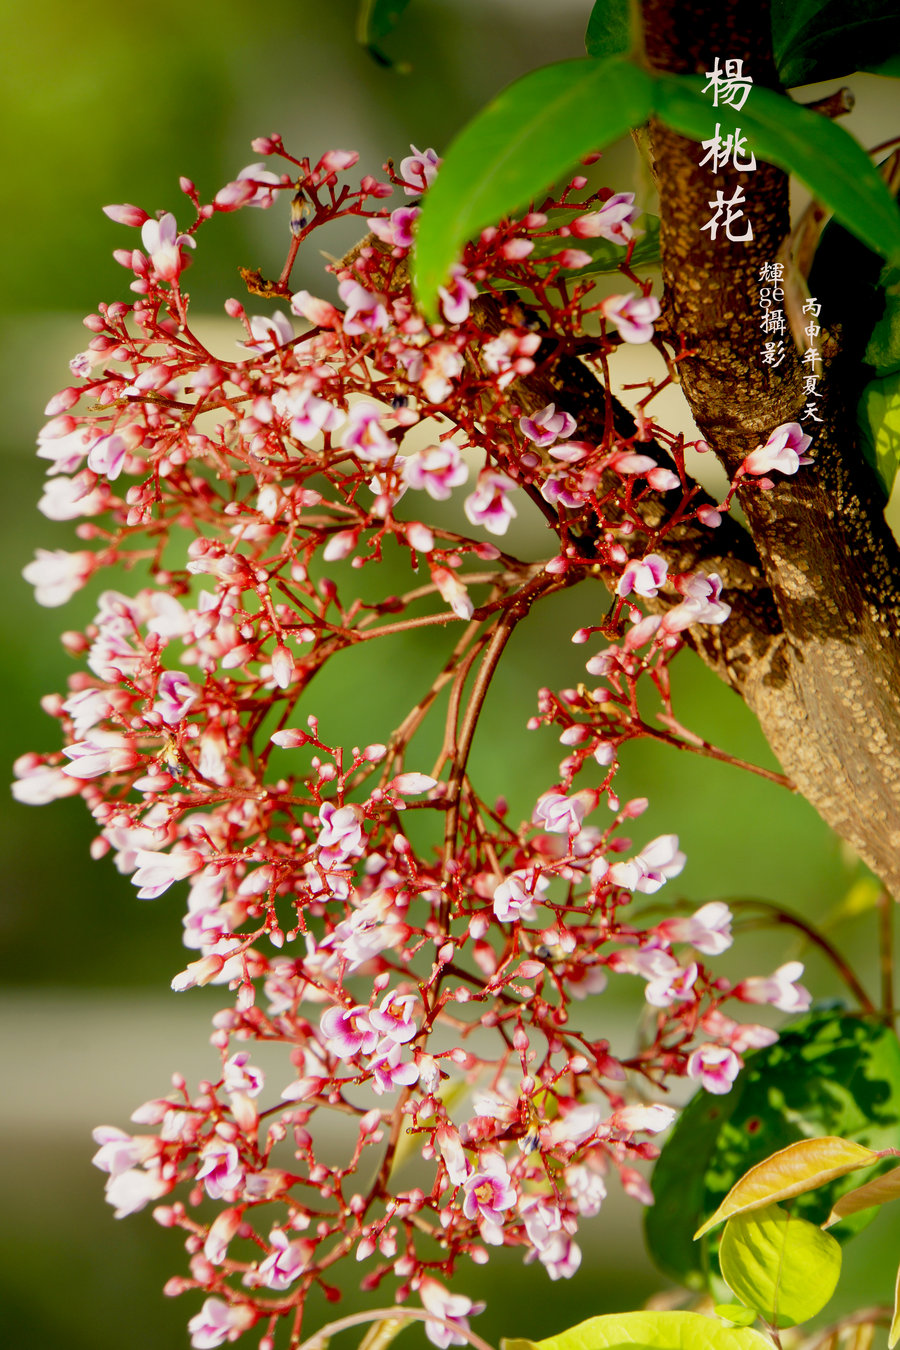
[878,886,895,1026]
[295,1307,497,1350]
[731,899,875,1013]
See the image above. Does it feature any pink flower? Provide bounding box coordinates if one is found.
[493,869,549,922]
[11,757,81,805]
[687,1043,741,1094]
[368,205,421,249]
[742,422,813,476]
[657,901,733,955]
[154,670,198,725]
[140,213,195,282]
[608,834,686,893]
[463,470,517,536]
[462,1152,516,1238]
[38,472,106,520]
[103,1166,169,1218]
[609,1102,676,1134]
[419,1278,485,1350]
[537,1232,582,1280]
[570,192,638,245]
[369,1039,419,1094]
[130,847,204,900]
[481,329,541,386]
[187,1298,255,1349]
[369,991,418,1043]
[338,280,389,335]
[196,1138,244,1199]
[617,552,668,598]
[601,292,660,343]
[316,801,366,861]
[244,311,294,353]
[402,443,469,499]
[565,1164,607,1216]
[253,1228,309,1290]
[532,790,588,835]
[341,402,396,464]
[519,403,577,448]
[735,961,812,1013]
[399,145,441,195]
[23,548,94,606]
[432,566,474,620]
[320,1004,378,1059]
[235,162,284,208]
[662,572,732,631]
[438,265,479,324]
[223,1052,265,1098]
[61,732,139,779]
[103,203,149,228]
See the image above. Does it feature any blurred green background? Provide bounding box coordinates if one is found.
[3,3,898,1348]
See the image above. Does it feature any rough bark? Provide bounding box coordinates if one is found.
[638,0,900,895]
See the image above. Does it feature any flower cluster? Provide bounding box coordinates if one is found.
[17,137,812,1350]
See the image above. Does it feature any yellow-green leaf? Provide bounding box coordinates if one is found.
[694,1137,879,1238]
[891,1262,900,1348]
[825,1164,900,1227]
[720,1204,841,1329]
[501,1310,772,1350]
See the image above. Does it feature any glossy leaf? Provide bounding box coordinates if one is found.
[653,75,900,266]
[585,0,633,59]
[713,1307,757,1329]
[695,1137,879,1238]
[501,1310,772,1350]
[825,1163,900,1227]
[719,1204,842,1329]
[412,56,654,314]
[867,54,900,78]
[858,371,900,497]
[771,0,900,86]
[646,1013,900,1290]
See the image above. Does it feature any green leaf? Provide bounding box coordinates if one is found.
[646,1013,900,1291]
[499,212,660,299]
[585,0,634,59]
[891,1262,900,1348]
[412,56,655,315]
[865,265,900,378]
[858,371,900,496]
[356,0,413,68]
[866,54,900,78]
[772,1,900,86]
[356,0,412,45]
[713,1307,758,1329]
[719,1204,842,1329]
[653,75,900,267]
[501,1310,772,1350]
[694,1137,879,1239]
[826,1163,900,1226]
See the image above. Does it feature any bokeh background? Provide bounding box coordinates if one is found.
[2,2,898,1347]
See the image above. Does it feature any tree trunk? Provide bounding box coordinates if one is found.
[638,0,900,896]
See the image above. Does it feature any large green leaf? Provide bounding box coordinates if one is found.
[771,0,900,87]
[719,1205,842,1329]
[645,1013,900,1291]
[502,1311,771,1350]
[653,75,900,267]
[858,370,900,496]
[585,0,634,59]
[412,56,655,314]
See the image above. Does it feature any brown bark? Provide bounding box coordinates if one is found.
[637,0,900,894]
